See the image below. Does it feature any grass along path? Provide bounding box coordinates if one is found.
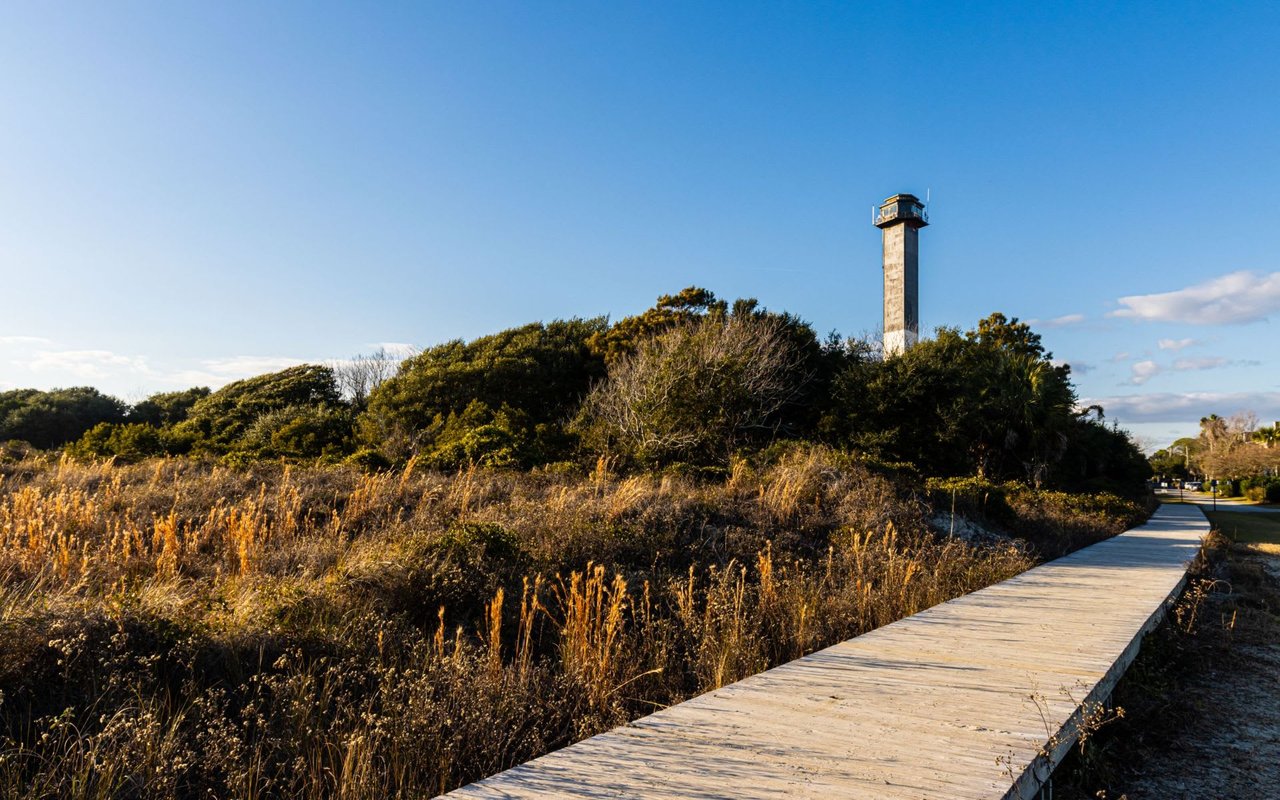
[1202,508,1280,546]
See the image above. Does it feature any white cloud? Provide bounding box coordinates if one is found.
[2,342,411,395]
[1123,353,1249,384]
[200,356,308,376]
[6,347,315,393]
[1129,360,1161,385]
[25,349,152,380]
[1028,313,1085,329]
[170,356,308,387]
[1172,356,1229,371]
[368,342,418,357]
[1078,391,1280,424]
[1110,270,1280,324]
[1157,338,1198,352]
[0,335,52,346]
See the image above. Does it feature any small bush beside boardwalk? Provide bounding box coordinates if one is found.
[0,448,1148,799]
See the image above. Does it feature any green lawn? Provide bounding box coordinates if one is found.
[1201,509,1280,545]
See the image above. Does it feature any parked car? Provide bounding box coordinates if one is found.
[1185,481,1203,491]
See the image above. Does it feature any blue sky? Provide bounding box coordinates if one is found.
[2,1,1278,449]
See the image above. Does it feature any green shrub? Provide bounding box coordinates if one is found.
[129,387,210,426]
[362,319,606,464]
[435,522,523,563]
[0,387,127,449]
[1001,485,1148,557]
[345,447,392,472]
[532,460,586,477]
[172,365,348,456]
[422,401,534,469]
[1246,477,1280,504]
[70,422,165,463]
[925,476,1148,558]
[660,462,730,481]
[349,522,528,625]
[235,404,352,459]
[924,475,1015,524]
[0,440,35,462]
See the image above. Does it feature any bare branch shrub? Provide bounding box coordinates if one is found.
[575,315,810,465]
[332,347,411,407]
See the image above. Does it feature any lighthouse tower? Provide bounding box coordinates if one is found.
[874,193,928,357]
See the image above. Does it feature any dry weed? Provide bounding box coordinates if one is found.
[0,449,1074,798]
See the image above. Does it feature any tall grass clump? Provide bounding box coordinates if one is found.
[0,447,1140,798]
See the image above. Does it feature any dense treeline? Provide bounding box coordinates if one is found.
[0,287,1149,494]
[0,387,127,450]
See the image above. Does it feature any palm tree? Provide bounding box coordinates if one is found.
[1002,351,1074,487]
[1199,414,1227,452]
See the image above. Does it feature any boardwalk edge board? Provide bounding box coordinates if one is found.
[1004,555,1194,800]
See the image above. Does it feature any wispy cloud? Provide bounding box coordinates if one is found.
[170,356,308,387]
[1129,360,1161,385]
[1157,337,1198,352]
[1110,352,1132,363]
[1028,313,1085,329]
[201,356,308,376]
[2,337,423,397]
[368,342,418,357]
[1110,270,1280,324]
[1172,356,1230,371]
[1079,391,1280,424]
[8,347,314,392]
[1126,353,1253,384]
[0,335,54,346]
[25,349,152,380]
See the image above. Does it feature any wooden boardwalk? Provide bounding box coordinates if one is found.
[446,503,1208,799]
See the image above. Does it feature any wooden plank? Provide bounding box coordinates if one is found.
[444,503,1207,800]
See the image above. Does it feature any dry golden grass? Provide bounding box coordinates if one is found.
[0,447,1139,799]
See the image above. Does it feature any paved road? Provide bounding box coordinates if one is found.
[1156,488,1280,515]
[445,503,1208,800]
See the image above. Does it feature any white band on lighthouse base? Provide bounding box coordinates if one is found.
[883,329,917,357]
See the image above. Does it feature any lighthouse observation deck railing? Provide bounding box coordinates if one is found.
[875,203,929,226]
